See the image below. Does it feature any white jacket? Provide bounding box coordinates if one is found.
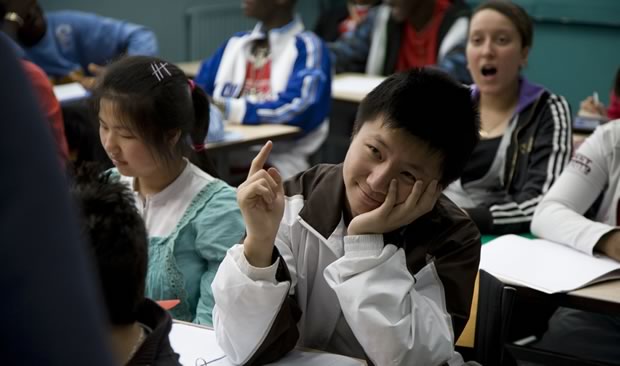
[532,120,620,254]
[212,164,480,365]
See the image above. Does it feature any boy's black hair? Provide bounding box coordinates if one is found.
[72,166,148,325]
[353,67,480,186]
[474,0,533,49]
[92,55,217,176]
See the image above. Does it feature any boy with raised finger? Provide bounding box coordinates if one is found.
[212,68,481,366]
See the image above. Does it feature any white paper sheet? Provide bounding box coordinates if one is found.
[480,235,620,293]
[332,75,385,101]
[169,322,366,366]
[52,82,89,103]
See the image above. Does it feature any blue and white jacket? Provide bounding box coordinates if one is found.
[25,10,158,78]
[195,17,331,134]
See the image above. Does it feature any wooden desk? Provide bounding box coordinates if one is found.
[176,60,202,78]
[506,279,620,315]
[207,124,302,182]
[207,124,301,153]
[331,73,386,103]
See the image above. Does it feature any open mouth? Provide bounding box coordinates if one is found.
[481,65,498,77]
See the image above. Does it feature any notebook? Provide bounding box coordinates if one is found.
[52,82,89,103]
[480,235,620,294]
[169,321,366,366]
[332,74,385,102]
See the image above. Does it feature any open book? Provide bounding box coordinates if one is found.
[169,321,366,366]
[332,74,386,103]
[52,82,89,103]
[480,235,620,294]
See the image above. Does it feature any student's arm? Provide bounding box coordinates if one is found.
[212,233,302,365]
[324,182,479,366]
[21,60,69,163]
[212,142,301,365]
[324,231,479,365]
[195,41,229,96]
[468,94,573,234]
[64,11,158,67]
[218,35,331,133]
[436,17,472,84]
[532,124,617,256]
[193,184,245,325]
[327,8,375,74]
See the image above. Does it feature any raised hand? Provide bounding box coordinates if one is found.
[347,179,442,236]
[237,141,285,267]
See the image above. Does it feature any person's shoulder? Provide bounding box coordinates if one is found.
[47,10,95,22]
[20,60,49,88]
[425,194,480,246]
[590,119,620,145]
[284,164,341,198]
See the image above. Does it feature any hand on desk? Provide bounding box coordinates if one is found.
[68,63,103,90]
[579,96,607,118]
[595,230,620,262]
[347,179,441,236]
[237,141,285,267]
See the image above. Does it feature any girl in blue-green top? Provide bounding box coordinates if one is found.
[93,55,244,325]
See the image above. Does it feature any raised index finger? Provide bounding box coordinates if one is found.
[248,141,273,178]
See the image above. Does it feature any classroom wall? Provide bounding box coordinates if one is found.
[467,0,620,112]
[39,0,322,62]
[41,0,620,111]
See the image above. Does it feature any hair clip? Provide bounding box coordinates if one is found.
[151,62,171,82]
[192,143,206,152]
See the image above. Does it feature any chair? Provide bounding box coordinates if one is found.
[457,269,517,366]
[474,269,517,365]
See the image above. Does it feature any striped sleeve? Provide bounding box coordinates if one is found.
[488,94,573,234]
[238,32,331,133]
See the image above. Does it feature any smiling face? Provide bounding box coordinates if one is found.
[98,98,161,178]
[342,117,443,218]
[466,9,529,96]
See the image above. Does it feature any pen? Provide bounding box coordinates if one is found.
[593,91,599,105]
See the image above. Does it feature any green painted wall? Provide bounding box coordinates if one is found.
[467,0,620,112]
[41,0,620,111]
[39,0,322,62]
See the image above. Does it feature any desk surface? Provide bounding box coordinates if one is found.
[170,320,367,366]
[207,124,301,152]
[482,234,620,313]
[177,61,202,78]
[331,73,386,103]
[501,276,620,315]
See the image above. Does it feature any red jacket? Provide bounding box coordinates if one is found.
[21,60,69,164]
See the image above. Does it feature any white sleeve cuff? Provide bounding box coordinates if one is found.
[343,234,384,258]
[225,98,246,124]
[235,250,279,284]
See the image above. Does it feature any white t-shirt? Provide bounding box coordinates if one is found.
[532,120,620,255]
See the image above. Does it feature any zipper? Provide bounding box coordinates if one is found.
[505,95,543,188]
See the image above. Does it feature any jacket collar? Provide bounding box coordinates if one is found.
[250,15,304,42]
[127,299,178,365]
[298,164,348,242]
[470,76,546,114]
